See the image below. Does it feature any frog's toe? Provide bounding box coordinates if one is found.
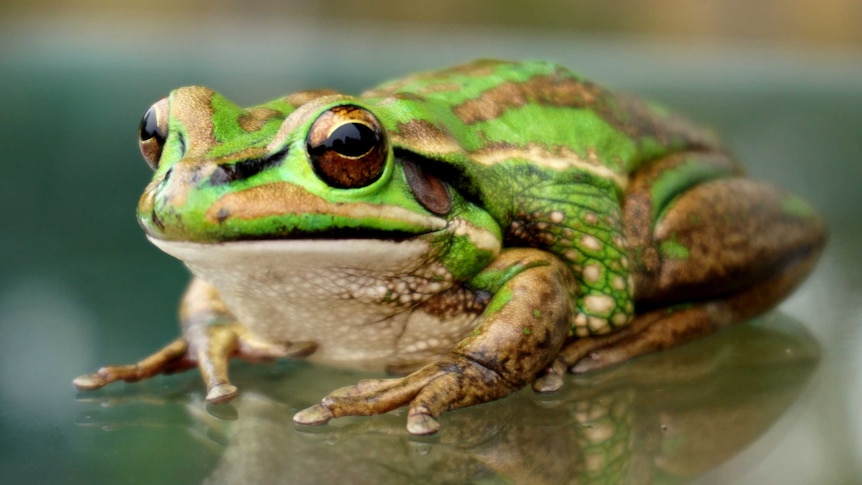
[293,403,336,426]
[73,338,191,391]
[72,372,109,390]
[205,383,239,404]
[402,372,469,435]
[531,358,567,393]
[570,350,620,373]
[406,409,440,435]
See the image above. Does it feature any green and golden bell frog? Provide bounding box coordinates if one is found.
[74,60,826,435]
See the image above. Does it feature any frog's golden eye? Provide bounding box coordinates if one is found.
[306,105,387,189]
[138,97,170,171]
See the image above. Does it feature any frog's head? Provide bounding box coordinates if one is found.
[135,87,501,279]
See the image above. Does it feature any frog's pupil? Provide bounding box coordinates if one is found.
[140,106,165,144]
[327,123,377,158]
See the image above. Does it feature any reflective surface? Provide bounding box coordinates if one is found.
[79,315,819,485]
[1,11,861,485]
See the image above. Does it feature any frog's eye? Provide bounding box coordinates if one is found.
[306,105,387,189]
[138,97,170,171]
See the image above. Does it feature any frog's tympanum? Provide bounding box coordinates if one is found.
[74,60,826,435]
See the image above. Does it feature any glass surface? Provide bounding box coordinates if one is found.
[1,10,860,484]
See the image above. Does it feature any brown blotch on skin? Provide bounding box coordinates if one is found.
[205,182,335,223]
[443,59,511,77]
[394,119,450,139]
[453,75,601,125]
[170,86,219,157]
[363,82,461,100]
[361,80,420,99]
[390,92,427,103]
[285,89,340,107]
[391,119,460,154]
[416,82,463,94]
[364,60,510,100]
[418,287,491,320]
[622,191,655,258]
[238,108,284,132]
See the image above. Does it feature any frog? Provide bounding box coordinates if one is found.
[73,59,826,435]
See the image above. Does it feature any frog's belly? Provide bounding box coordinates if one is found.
[149,237,479,370]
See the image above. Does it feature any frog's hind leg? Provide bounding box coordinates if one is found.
[560,244,821,373]
[553,152,827,374]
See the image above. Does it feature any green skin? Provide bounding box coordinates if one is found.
[75,60,826,435]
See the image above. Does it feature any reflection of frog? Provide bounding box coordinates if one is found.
[74,60,826,434]
[192,315,816,484]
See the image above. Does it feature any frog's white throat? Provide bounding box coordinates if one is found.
[146,237,456,368]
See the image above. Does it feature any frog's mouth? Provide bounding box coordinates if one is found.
[148,207,437,242]
[144,202,451,245]
[147,236,440,276]
[241,227,429,241]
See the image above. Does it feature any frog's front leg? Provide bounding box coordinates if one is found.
[294,248,577,435]
[73,278,313,402]
[559,152,827,372]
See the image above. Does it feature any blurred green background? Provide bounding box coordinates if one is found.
[1,1,860,484]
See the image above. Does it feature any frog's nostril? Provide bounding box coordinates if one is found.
[151,208,164,231]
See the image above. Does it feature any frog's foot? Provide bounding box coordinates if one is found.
[73,338,193,391]
[294,354,517,435]
[73,323,314,404]
[531,357,568,393]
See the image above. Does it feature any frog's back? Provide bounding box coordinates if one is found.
[364,59,718,179]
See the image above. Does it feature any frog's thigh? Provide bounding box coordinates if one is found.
[636,178,826,304]
[562,178,826,372]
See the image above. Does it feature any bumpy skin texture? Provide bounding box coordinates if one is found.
[74,60,826,434]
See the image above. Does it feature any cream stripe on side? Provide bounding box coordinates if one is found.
[471,143,628,188]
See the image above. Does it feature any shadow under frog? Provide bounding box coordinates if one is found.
[76,313,818,484]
